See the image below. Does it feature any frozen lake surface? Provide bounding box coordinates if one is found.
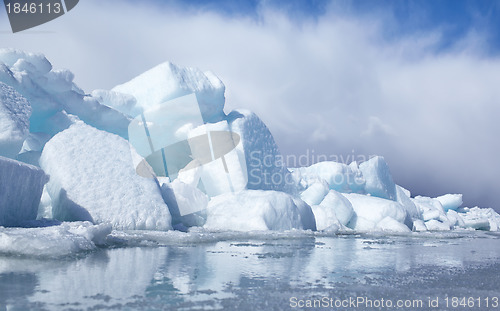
[1,230,499,310]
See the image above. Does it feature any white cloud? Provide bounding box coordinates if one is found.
[1,0,499,209]
[361,116,396,138]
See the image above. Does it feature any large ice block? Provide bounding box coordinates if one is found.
[113,62,226,123]
[359,156,397,200]
[227,109,293,192]
[40,122,172,230]
[204,190,316,231]
[0,156,47,226]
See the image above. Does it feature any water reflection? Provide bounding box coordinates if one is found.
[0,233,498,310]
[0,272,38,311]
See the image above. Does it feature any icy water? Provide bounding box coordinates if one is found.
[1,231,500,311]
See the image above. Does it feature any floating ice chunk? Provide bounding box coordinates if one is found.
[300,180,329,206]
[227,109,292,192]
[412,196,453,230]
[359,156,396,200]
[0,222,111,257]
[435,194,463,211]
[204,190,316,231]
[376,216,411,233]
[459,207,499,231]
[0,156,47,227]
[40,122,172,230]
[462,218,491,230]
[343,193,407,231]
[113,62,226,122]
[0,82,31,158]
[319,190,354,226]
[412,196,446,220]
[424,219,451,231]
[293,161,365,193]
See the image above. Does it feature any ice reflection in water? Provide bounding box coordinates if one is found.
[0,232,499,310]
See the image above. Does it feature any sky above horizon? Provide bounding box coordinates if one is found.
[1,0,500,210]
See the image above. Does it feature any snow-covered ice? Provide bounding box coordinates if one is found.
[1,49,499,240]
[343,193,408,231]
[424,219,451,231]
[39,122,172,230]
[91,89,138,117]
[395,185,420,228]
[299,180,329,206]
[311,190,354,231]
[376,216,412,232]
[412,196,447,220]
[292,161,365,193]
[0,48,131,147]
[320,190,355,225]
[112,62,226,122]
[436,193,463,211]
[2,48,500,311]
[204,190,316,231]
[359,156,397,200]
[0,221,111,257]
[0,82,31,159]
[227,109,292,192]
[459,207,500,231]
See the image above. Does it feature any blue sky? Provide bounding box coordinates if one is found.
[172,0,500,50]
[2,0,500,210]
[350,0,500,53]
